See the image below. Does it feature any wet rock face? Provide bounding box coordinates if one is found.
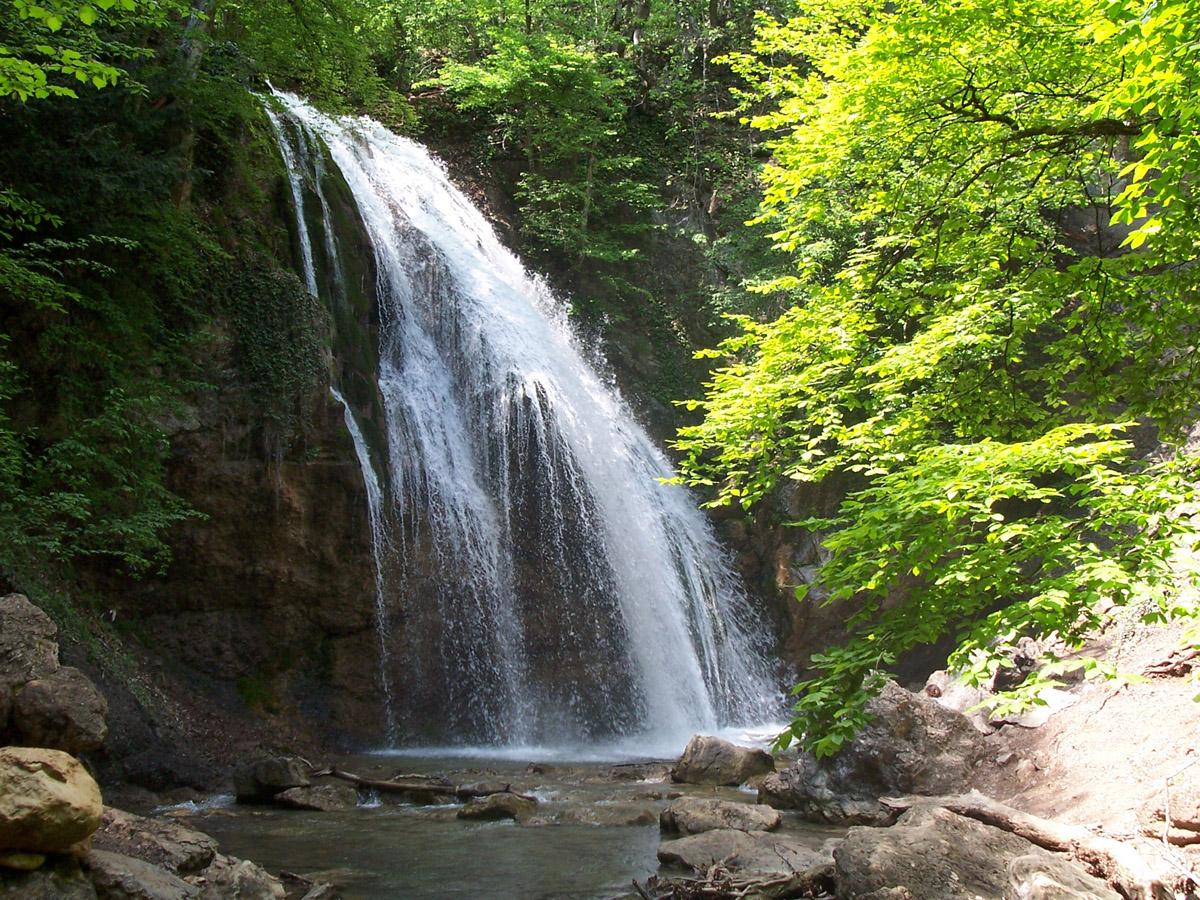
[760,682,991,824]
[671,735,775,787]
[0,747,103,854]
[13,667,109,754]
[834,805,1119,900]
[659,798,781,835]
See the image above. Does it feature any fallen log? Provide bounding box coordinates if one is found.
[881,790,1172,900]
[311,767,538,803]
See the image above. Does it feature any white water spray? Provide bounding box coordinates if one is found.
[268,91,781,754]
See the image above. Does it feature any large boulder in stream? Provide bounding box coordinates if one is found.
[660,798,781,835]
[0,747,103,853]
[233,757,310,803]
[671,735,775,786]
[834,805,1119,899]
[759,681,991,824]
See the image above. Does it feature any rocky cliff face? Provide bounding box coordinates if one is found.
[67,110,391,786]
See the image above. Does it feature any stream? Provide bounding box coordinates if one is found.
[176,753,834,899]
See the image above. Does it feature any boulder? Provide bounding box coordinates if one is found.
[0,747,102,853]
[671,735,775,786]
[759,681,990,824]
[274,783,359,812]
[92,808,217,874]
[83,849,200,900]
[233,758,310,803]
[13,667,109,754]
[184,853,285,900]
[834,805,1119,900]
[657,829,833,877]
[0,594,59,688]
[0,855,97,898]
[456,793,536,823]
[660,798,781,835]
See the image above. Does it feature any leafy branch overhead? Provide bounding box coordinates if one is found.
[675,0,1200,754]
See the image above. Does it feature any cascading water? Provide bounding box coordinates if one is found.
[268,90,781,755]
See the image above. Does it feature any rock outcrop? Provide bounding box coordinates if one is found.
[759,682,991,824]
[0,747,103,853]
[13,668,109,754]
[659,798,781,835]
[834,804,1119,900]
[0,594,110,756]
[83,849,200,900]
[671,735,775,786]
[91,808,217,875]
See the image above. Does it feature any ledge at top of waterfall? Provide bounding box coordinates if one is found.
[268,89,782,753]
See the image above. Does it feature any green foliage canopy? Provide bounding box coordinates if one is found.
[676,0,1200,754]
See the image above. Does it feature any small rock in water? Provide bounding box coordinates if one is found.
[671,735,775,786]
[456,793,536,823]
[660,797,781,835]
[274,784,359,813]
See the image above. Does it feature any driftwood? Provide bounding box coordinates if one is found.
[634,862,834,900]
[1143,647,1200,678]
[881,790,1172,900]
[311,766,537,803]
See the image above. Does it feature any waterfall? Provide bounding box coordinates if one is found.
[268,91,780,754]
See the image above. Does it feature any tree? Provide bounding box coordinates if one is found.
[675,0,1200,755]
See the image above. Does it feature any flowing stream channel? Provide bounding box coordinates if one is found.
[265,90,781,756]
